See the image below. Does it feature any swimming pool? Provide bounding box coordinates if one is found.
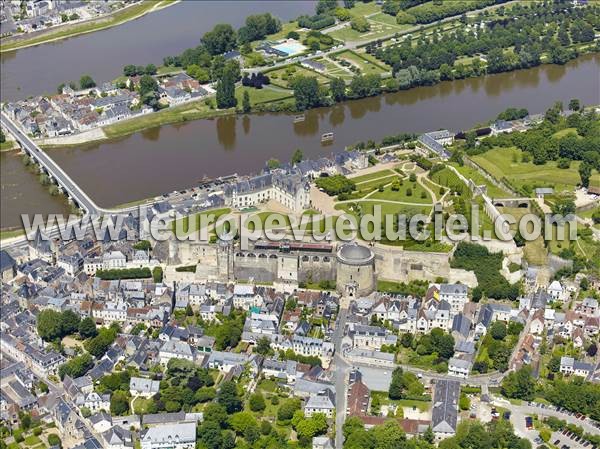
[271,40,307,56]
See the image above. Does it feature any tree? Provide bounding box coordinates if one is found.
[37,310,64,341]
[152,266,163,283]
[371,419,407,449]
[78,317,97,338]
[291,149,304,164]
[217,380,242,413]
[579,161,592,188]
[186,64,210,83]
[139,74,159,108]
[389,367,406,400]
[47,434,61,447]
[198,421,222,449]
[254,337,272,355]
[551,192,576,217]
[79,74,96,89]
[350,16,371,32]
[316,0,337,14]
[343,416,364,439]
[291,76,322,111]
[242,90,251,113]
[249,393,266,412]
[110,391,130,416]
[59,353,93,379]
[203,403,229,427]
[216,62,238,109]
[267,158,280,170]
[465,131,477,149]
[144,64,157,75]
[490,321,507,340]
[277,398,301,422]
[587,342,597,357]
[501,366,535,400]
[330,77,346,102]
[61,310,80,335]
[229,411,258,434]
[568,98,581,112]
[202,24,237,55]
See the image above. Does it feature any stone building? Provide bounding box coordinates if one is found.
[336,242,376,297]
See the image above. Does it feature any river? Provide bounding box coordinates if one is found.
[0,0,316,102]
[1,3,599,229]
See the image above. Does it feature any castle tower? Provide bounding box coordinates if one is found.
[216,239,234,281]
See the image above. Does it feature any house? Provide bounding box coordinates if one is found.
[140,422,196,449]
[344,348,395,368]
[90,411,112,433]
[431,379,459,439]
[348,324,389,350]
[301,59,326,73]
[490,120,513,135]
[346,370,370,417]
[447,358,472,379]
[312,436,334,449]
[129,377,160,398]
[547,280,566,302]
[580,297,598,316]
[262,359,297,384]
[439,283,468,313]
[0,250,17,282]
[304,389,336,418]
[102,426,133,449]
[534,187,554,199]
[530,309,545,335]
[559,356,593,378]
[158,340,193,366]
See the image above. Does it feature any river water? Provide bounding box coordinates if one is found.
[1,1,599,229]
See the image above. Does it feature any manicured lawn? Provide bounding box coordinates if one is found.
[551,127,579,139]
[0,228,24,240]
[472,147,600,194]
[328,18,408,43]
[267,64,332,88]
[334,50,390,76]
[104,100,232,139]
[354,175,399,192]
[350,169,396,183]
[449,163,510,198]
[369,181,433,204]
[313,57,354,80]
[235,86,294,106]
[335,201,430,217]
[0,140,18,151]
[347,1,382,16]
[24,436,42,446]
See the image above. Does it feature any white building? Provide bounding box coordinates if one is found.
[158,340,193,366]
[140,422,196,449]
[304,389,335,418]
[559,356,593,378]
[439,283,468,314]
[129,377,160,398]
[447,358,472,379]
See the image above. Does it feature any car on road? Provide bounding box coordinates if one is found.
[525,417,533,429]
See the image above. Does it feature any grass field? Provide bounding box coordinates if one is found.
[334,50,390,76]
[103,99,231,138]
[450,163,510,198]
[267,64,332,88]
[350,169,397,183]
[1,0,177,52]
[328,16,409,43]
[335,201,430,217]
[0,140,19,151]
[314,57,355,81]
[472,147,600,194]
[235,86,294,106]
[369,181,433,204]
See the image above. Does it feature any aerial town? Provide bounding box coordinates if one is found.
[1,1,599,449]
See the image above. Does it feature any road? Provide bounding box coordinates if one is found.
[1,112,102,215]
[332,306,351,449]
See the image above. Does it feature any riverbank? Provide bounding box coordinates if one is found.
[0,0,179,53]
[31,52,600,149]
